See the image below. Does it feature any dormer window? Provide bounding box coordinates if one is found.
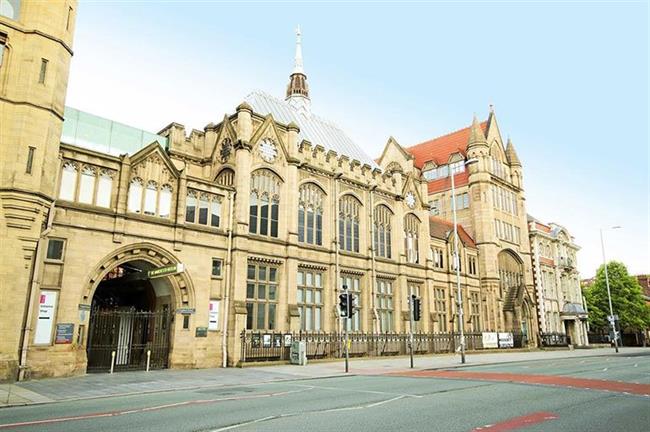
[450,161,465,174]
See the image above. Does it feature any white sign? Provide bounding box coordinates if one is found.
[482,332,499,349]
[208,300,220,331]
[34,290,58,344]
[498,332,514,348]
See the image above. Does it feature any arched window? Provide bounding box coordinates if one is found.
[96,169,113,208]
[127,178,143,213]
[404,214,420,264]
[59,161,77,201]
[339,195,361,253]
[0,0,21,20]
[78,165,96,204]
[250,169,281,237]
[373,205,392,259]
[216,168,234,187]
[185,190,197,222]
[143,181,158,215]
[298,183,324,245]
[158,184,172,218]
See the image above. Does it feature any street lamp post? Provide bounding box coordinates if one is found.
[599,226,621,353]
[451,158,478,364]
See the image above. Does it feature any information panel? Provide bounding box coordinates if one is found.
[34,290,58,344]
[208,300,220,331]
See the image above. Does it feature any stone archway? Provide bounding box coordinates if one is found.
[82,242,195,310]
[498,249,525,335]
[81,243,195,372]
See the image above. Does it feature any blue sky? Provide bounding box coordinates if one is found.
[66,1,649,277]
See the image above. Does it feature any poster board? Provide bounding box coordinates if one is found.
[34,290,58,344]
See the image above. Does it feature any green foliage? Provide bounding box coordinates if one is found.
[582,261,650,332]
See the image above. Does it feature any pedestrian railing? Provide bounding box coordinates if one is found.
[539,332,569,347]
[240,331,519,363]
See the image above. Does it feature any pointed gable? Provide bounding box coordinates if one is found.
[405,119,489,194]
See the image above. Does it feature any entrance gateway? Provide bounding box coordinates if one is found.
[86,262,183,373]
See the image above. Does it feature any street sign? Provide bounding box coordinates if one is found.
[148,263,185,279]
[607,314,619,323]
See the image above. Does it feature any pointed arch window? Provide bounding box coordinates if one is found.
[249,169,281,237]
[127,177,143,213]
[185,190,197,223]
[298,183,324,246]
[339,195,361,253]
[404,213,420,264]
[78,166,96,204]
[158,184,173,218]
[143,181,158,215]
[96,170,113,208]
[373,205,392,259]
[216,168,234,187]
[58,162,78,201]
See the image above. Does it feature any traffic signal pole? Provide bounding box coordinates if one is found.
[344,315,350,373]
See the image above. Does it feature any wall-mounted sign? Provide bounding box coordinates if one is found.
[482,332,498,349]
[208,300,220,331]
[195,327,208,337]
[55,323,74,344]
[176,307,196,315]
[148,263,185,279]
[34,290,58,344]
[498,332,514,348]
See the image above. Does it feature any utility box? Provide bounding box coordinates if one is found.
[290,340,307,365]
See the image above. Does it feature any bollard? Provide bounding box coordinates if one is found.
[146,350,151,372]
[110,351,116,374]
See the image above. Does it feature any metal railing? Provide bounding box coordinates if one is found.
[539,332,569,347]
[240,331,520,363]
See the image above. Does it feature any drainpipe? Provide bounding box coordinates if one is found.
[221,190,235,368]
[18,159,61,380]
[334,173,341,335]
[369,186,379,333]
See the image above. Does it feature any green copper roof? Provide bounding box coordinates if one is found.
[61,106,168,156]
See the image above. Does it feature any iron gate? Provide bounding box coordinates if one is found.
[87,308,172,373]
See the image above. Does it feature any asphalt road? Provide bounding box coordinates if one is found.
[1,352,648,432]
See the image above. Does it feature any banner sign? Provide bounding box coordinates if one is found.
[482,332,499,348]
[34,290,58,344]
[148,263,185,279]
[498,332,514,348]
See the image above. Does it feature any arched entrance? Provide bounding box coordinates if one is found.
[83,243,194,373]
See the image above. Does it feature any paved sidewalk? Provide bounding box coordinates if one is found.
[1,347,646,408]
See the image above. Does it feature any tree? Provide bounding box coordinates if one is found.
[582,261,650,332]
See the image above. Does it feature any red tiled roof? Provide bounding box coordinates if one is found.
[405,121,488,194]
[406,121,488,169]
[429,216,476,248]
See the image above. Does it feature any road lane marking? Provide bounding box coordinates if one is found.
[209,395,406,431]
[0,387,313,430]
[471,411,558,431]
[388,370,650,397]
[287,383,423,398]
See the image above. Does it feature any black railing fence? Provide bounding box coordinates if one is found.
[539,332,569,347]
[240,330,524,363]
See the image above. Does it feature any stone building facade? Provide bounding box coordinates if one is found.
[528,217,589,346]
[404,115,539,344]
[1,0,78,381]
[1,14,488,379]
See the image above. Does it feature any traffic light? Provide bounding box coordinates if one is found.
[412,295,421,321]
[339,293,349,317]
[339,292,356,318]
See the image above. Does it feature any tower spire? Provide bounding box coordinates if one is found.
[286,26,311,115]
[467,114,487,148]
[293,26,304,74]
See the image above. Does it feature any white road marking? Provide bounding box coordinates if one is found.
[602,368,608,371]
[287,383,423,398]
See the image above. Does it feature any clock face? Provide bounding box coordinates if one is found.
[405,192,416,209]
[258,139,278,163]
